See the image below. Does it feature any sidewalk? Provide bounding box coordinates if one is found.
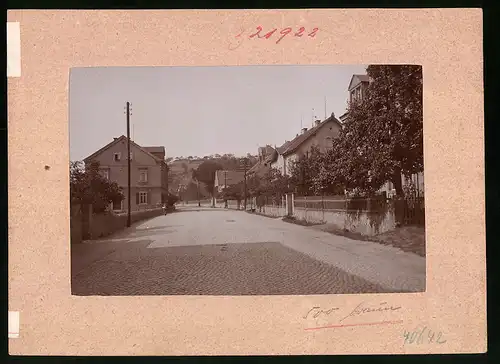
[267,217,426,292]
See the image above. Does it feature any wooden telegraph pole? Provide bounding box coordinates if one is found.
[224,170,228,208]
[126,101,132,227]
[243,158,248,211]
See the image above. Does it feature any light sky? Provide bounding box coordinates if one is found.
[69,65,367,161]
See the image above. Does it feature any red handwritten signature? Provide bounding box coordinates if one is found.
[229,26,319,49]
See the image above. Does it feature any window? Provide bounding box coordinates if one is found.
[137,191,148,205]
[129,152,133,160]
[100,168,110,180]
[139,168,148,183]
[114,153,121,161]
[112,199,122,211]
[325,137,333,148]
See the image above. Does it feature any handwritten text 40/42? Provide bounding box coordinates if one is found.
[404,326,447,345]
[237,26,319,45]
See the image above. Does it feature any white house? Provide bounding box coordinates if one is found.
[271,114,342,177]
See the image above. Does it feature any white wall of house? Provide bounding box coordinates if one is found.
[379,171,425,198]
[272,154,285,175]
[283,154,297,176]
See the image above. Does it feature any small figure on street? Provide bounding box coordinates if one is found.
[162,203,167,215]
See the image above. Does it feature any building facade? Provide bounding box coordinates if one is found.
[271,114,342,176]
[83,136,169,212]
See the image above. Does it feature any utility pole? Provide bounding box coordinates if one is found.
[197,179,200,207]
[224,170,228,208]
[324,96,327,119]
[243,159,248,211]
[126,101,132,227]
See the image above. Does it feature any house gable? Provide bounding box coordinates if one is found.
[347,74,369,92]
[280,115,342,157]
[84,135,162,165]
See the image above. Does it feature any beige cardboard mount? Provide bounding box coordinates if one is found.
[7,9,485,355]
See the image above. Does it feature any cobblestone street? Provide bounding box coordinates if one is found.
[72,207,425,295]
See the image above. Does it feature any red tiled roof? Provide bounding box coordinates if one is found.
[277,115,342,156]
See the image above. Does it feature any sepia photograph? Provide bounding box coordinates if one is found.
[69,64,425,296]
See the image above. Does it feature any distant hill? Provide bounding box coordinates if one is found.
[167,154,259,198]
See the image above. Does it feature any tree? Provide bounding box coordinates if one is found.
[166,192,179,206]
[181,181,201,202]
[288,146,323,196]
[70,161,124,214]
[221,183,244,201]
[312,146,347,196]
[254,168,292,205]
[192,160,223,198]
[330,65,423,196]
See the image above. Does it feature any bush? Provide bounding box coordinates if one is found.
[166,193,180,207]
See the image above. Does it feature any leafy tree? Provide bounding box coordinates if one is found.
[166,192,179,206]
[254,168,292,205]
[246,174,262,198]
[288,146,323,196]
[70,161,124,214]
[192,160,223,198]
[180,181,202,202]
[326,65,423,196]
[221,183,244,201]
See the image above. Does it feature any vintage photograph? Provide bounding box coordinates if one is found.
[70,65,425,296]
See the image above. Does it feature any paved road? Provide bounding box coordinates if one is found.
[72,207,425,295]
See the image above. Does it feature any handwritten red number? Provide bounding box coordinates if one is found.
[249,26,263,38]
[264,28,278,39]
[308,27,319,38]
[295,27,305,37]
[244,26,318,45]
[276,28,292,44]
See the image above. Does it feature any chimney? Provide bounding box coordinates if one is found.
[331,112,335,117]
[314,120,321,126]
[302,127,308,134]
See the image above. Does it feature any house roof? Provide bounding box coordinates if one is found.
[83,135,164,163]
[276,141,291,154]
[215,170,245,186]
[143,146,165,154]
[348,74,370,91]
[248,153,275,176]
[277,114,342,157]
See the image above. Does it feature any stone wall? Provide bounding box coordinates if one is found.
[292,196,397,236]
[71,207,165,244]
[293,206,396,236]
